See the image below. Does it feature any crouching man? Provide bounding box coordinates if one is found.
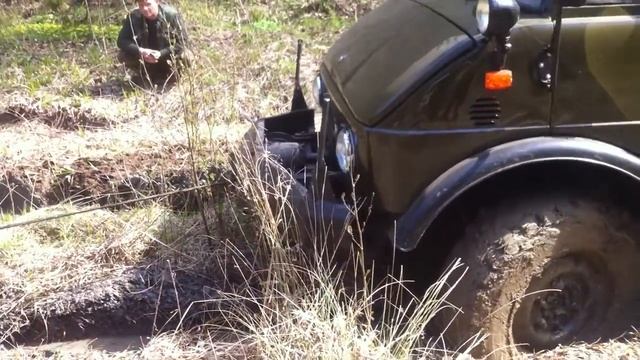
[117,0,191,85]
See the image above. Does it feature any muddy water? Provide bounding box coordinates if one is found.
[19,336,150,354]
[1,266,221,349]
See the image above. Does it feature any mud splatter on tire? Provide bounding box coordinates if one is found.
[441,192,640,358]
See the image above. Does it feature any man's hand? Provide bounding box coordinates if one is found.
[139,48,161,63]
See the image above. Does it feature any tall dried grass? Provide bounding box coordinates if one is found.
[179,133,482,359]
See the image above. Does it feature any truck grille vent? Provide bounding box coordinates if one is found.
[470,97,501,126]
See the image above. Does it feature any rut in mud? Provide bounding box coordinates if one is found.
[0,94,236,215]
[0,146,229,214]
[0,98,117,131]
[2,266,221,347]
[0,150,245,348]
[0,172,251,349]
[0,101,248,349]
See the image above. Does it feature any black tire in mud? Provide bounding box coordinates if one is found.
[442,192,640,358]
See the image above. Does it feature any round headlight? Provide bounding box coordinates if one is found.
[476,0,490,34]
[475,0,520,37]
[335,128,355,173]
[312,75,323,106]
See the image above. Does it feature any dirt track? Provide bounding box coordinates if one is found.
[1,263,221,347]
[0,92,239,215]
[0,93,245,354]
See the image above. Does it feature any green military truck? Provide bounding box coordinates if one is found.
[259,0,640,357]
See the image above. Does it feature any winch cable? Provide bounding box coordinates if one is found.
[0,183,215,231]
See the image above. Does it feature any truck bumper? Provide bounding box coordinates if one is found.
[286,179,354,255]
[259,109,355,255]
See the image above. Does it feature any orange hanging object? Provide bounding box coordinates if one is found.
[485,70,513,91]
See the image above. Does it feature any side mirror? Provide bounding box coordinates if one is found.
[476,0,520,78]
[475,0,520,38]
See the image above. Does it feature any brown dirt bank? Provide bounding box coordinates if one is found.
[0,145,229,214]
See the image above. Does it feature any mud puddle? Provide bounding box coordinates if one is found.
[1,265,221,348]
[14,336,150,354]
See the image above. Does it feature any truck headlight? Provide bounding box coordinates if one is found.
[476,0,490,34]
[336,128,355,173]
[475,0,519,37]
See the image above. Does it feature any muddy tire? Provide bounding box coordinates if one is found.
[443,192,640,358]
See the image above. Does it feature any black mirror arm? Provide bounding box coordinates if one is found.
[547,3,564,122]
[490,35,513,71]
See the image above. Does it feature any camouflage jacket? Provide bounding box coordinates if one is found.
[117,4,188,60]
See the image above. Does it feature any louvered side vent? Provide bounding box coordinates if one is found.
[470,97,501,126]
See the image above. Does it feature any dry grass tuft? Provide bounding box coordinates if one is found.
[188,140,481,359]
[531,332,640,359]
[3,330,251,359]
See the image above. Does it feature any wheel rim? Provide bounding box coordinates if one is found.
[529,273,590,339]
[512,254,613,351]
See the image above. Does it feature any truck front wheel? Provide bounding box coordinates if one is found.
[443,192,640,357]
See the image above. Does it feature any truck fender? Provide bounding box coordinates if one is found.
[394,136,640,252]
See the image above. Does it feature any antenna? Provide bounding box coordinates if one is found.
[291,39,308,112]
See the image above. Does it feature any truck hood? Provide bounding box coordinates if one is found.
[322,0,476,127]
[414,0,480,36]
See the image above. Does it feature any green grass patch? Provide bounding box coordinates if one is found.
[294,14,350,35]
[0,21,119,44]
[249,18,282,32]
[2,44,110,95]
[0,213,14,225]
